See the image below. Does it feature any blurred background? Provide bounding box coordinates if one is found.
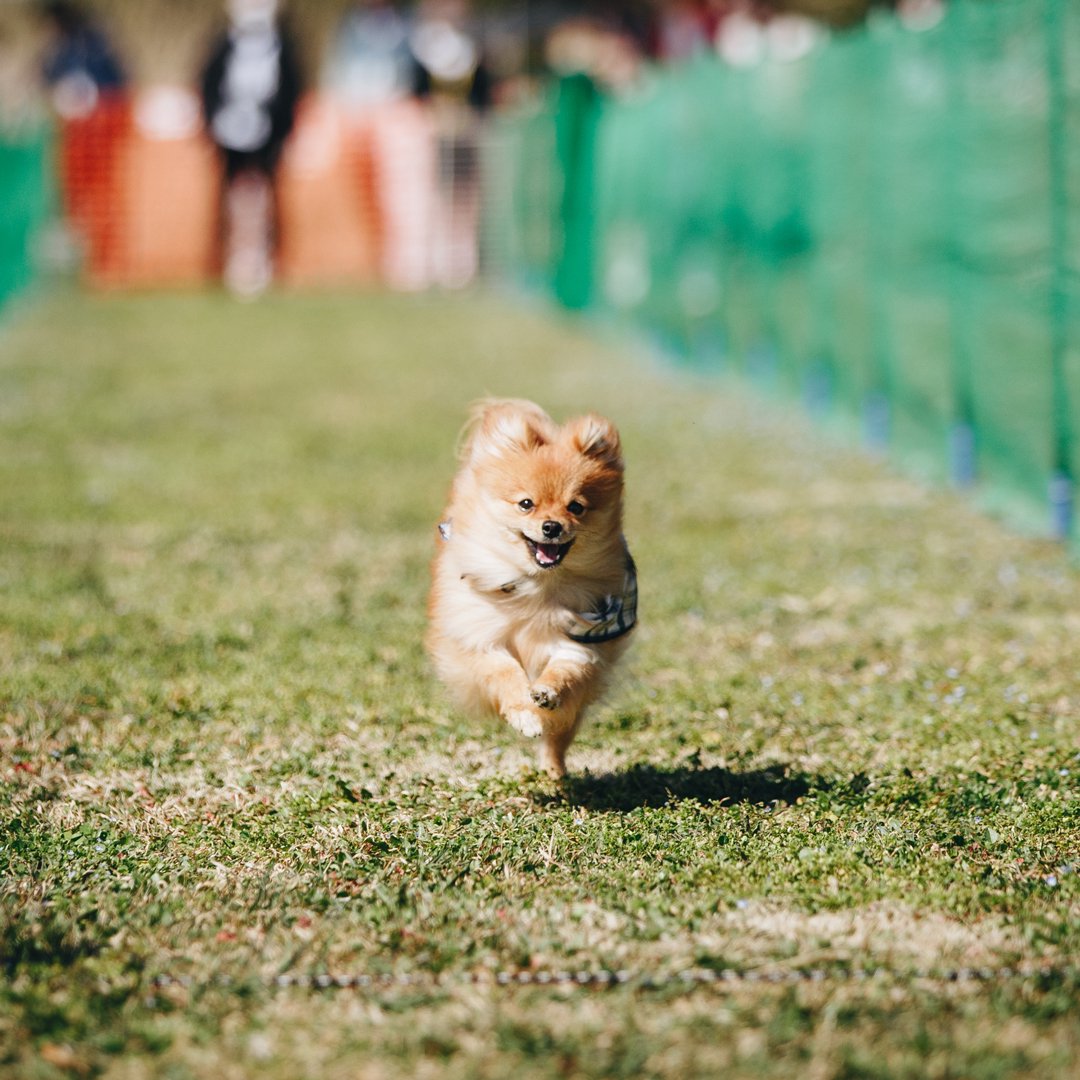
[0,0,1077,545]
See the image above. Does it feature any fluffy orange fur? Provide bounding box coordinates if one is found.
[426,399,635,777]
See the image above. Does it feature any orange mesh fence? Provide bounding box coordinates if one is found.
[57,94,130,283]
[53,91,464,292]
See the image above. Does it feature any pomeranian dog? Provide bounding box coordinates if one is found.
[427,399,637,778]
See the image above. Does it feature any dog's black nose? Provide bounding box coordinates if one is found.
[542,520,562,539]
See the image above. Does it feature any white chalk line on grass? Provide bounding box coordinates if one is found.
[149,961,1080,995]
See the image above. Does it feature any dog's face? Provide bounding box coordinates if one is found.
[463,402,624,575]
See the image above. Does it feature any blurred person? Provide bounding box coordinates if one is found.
[37,1,129,278]
[324,0,415,110]
[656,1,714,62]
[409,0,492,288]
[544,17,644,93]
[39,0,126,119]
[324,1,422,290]
[715,1,770,66]
[580,2,658,62]
[200,0,301,297]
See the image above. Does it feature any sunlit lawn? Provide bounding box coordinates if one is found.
[2,288,1079,1078]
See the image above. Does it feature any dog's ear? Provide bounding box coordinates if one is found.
[568,413,623,469]
[461,399,554,462]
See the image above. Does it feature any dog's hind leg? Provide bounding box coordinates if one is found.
[538,717,582,779]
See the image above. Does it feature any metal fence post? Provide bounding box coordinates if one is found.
[1045,0,1074,541]
[552,74,601,311]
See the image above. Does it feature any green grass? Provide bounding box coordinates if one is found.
[2,287,1080,1079]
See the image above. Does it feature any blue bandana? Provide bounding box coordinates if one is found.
[566,547,638,644]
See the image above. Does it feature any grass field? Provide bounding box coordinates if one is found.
[2,287,1080,1079]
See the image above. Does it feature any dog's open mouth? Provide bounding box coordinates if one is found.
[524,535,574,569]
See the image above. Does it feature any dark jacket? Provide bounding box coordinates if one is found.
[200,21,302,155]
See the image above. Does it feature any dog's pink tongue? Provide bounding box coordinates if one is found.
[536,543,561,565]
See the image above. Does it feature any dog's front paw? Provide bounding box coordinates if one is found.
[530,685,561,711]
[505,706,544,738]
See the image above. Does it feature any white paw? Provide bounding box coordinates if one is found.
[505,707,544,738]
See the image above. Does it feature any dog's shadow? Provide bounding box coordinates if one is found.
[536,760,816,813]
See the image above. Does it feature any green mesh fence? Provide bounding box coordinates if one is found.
[0,123,51,315]
[489,0,1080,548]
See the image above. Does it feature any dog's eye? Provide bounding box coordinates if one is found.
[567,500,585,516]
[517,498,534,512]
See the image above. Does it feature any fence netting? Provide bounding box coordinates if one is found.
[487,0,1080,550]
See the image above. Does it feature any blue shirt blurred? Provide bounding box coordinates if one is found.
[42,24,126,94]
